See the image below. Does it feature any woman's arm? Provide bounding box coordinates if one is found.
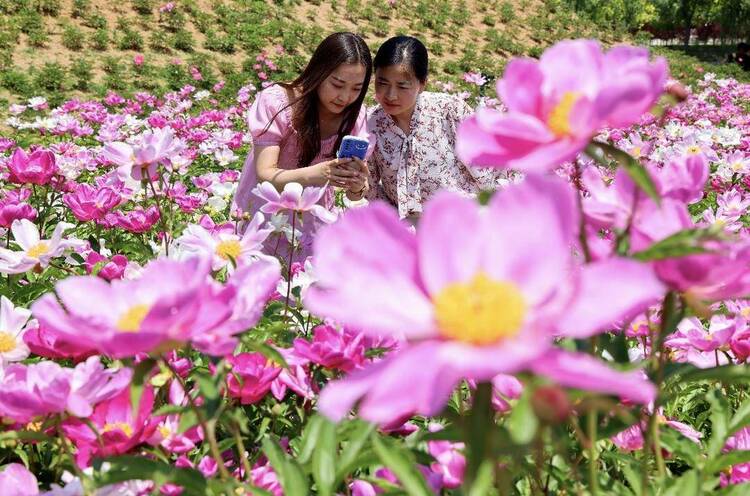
[254,145,360,190]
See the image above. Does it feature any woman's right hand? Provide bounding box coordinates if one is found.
[311,158,360,188]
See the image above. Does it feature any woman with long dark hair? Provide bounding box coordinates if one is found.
[233,32,372,259]
[367,36,506,222]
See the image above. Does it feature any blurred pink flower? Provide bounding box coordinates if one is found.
[0,464,38,496]
[292,324,367,372]
[721,427,750,486]
[457,40,667,172]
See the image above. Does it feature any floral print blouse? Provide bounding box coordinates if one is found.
[367,92,508,218]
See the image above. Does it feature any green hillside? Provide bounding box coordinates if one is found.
[0,0,745,108]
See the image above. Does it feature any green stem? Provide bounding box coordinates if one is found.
[587,411,599,495]
[160,358,230,480]
[464,382,495,492]
[283,212,297,320]
[230,420,252,481]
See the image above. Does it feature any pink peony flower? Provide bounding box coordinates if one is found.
[462,71,487,86]
[31,258,234,357]
[226,352,282,404]
[292,324,366,372]
[252,182,337,223]
[63,183,121,221]
[0,361,72,422]
[133,53,145,66]
[0,464,38,496]
[102,128,183,181]
[307,176,663,425]
[651,152,709,204]
[62,386,157,467]
[67,356,133,418]
[84,252,128,280]
[109,205,161,233]
[8,147,57,185]
[456,40,667,172]
[0,191,37,228]
[176,212,273,271]
[23,321,97,361]
[721,427,750,486]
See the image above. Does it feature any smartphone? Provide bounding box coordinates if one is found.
[337,135,369,160]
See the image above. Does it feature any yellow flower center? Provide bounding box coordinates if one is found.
[547,92,580,137]
[0,331,15,353]
[732,162,744,171]
[26,243,49,259]
[631,146,642,158]
[741,307,750,319]
[686,145,701,155]
[433,273,527,345]
[215,239,242,261]
[158,425,172,439]
[102,422,133,437]
[116,304,150,333]
[25,421,43,432]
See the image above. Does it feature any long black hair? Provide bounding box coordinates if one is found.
[263,32,372,168]
[373,36,429,83]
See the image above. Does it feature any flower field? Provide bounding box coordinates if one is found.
[1,19,750,496]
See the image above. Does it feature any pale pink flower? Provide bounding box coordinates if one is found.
[252,182,337,223]
[0,219,77,274]
[0,295,32,365]
[0,464,38,496]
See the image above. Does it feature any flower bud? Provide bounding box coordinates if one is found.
[531,385,571,424]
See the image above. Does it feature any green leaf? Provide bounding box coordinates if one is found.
[728,396,750,437]
[371,434,432,496]
[336,421,376,479]
[632,228,715,261]
[707,389,730,458]
[706,450,750,474]
[507,389,538,445]
[660,427,700,467]
[262,436,310,496]
[245,341,289,368]
[585,141,660,204]
[662,469,699,496]
[465,382,496,488]
[672,364,750,386]
[94,456,207,496]
[296,414,325,465]
[311,417,337,496]
[0,430,53,443]
[467,460,495,496]
[194,370,222,419]
[130,358,156,417]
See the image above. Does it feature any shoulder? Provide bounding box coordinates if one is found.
[366,105,389,129]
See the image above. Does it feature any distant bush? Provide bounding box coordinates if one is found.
[72,0,90,18]
[171,28,194,52]
[34,62,67,93]
[132,0,154,16]
[70,58,93,91]
[90,28,109,51]
[61,24,85,51]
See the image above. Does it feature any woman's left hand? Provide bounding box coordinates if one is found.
[338,158,369,194]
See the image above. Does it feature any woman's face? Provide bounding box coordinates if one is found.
[317,63,367,116]
[374,64,425,119]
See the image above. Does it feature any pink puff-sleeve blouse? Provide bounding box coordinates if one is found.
[233,84,370,262]
[234,84,371,213]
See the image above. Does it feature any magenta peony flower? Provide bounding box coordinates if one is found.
[456,40,667,172]
[721,427,750,486]
[226,352,282,404]
[63,183,121,221]
[0,192,37,228]
[292,324,367,372]
[108,205,160,233]
[62,386,156,467]
[84,252,128,280]
[0,361,72,422]
[8,147,58,185]
[0,464,38,496]
[307,176,664,425]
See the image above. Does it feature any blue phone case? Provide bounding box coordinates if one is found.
[337,135,369,160]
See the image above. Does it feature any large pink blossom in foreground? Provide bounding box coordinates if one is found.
[456,40,667,171]
[31,257,280,357]
[306,176,664,425]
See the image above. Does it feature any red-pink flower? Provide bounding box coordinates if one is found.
[62,386,157,467]
[456,40,667,172]
[226,352,282,404]
[84,252,128,280]
[292,324,367,372]
[8,147,58,185]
